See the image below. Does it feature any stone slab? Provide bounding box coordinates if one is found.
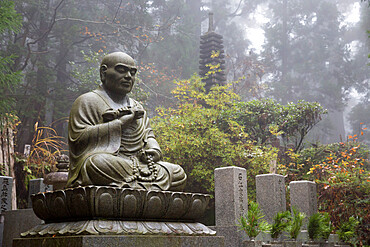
[256,174,286,224]
[289,181,317,218]
[13,235,225,247]
[214,225,247,247]
[3,209,43,247]
[0,176,13,247]
[215,166,248,227]
[28,178,52,208]
[0,176,13,213]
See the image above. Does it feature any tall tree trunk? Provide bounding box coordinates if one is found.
[281,0,289,103]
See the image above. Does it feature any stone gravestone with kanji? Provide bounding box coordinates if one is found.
[214,166,248,247]
[290,180,317,229]
[256,174,286,224]
[0,176,13,247]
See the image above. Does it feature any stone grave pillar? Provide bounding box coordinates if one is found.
[0,176,13,247]
[256,174,286,224]
[27,178,53,208]
[1,177,45,247]
[214,166,248,247]
[290,180,317,229]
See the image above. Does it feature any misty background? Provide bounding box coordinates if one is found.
[1,0,369,151]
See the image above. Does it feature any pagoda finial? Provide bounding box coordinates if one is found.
[208,12,214,32]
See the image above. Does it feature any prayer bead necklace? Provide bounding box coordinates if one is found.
[126,155,158,183]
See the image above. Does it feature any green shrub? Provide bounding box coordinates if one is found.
[238,201,270,239]
[336,216,359,244]
[307,213,322,241]
[287,207,306,240]
[320,212,333,241]
[270,211,291,239]
[152,76,276,196]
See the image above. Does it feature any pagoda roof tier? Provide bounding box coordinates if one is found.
[201,31,223,39]
[199,53,225,60]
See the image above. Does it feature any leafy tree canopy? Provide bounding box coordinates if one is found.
[0,0,22,116]
[152,74,326,197]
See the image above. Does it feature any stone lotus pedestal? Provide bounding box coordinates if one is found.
[14,186,224,247]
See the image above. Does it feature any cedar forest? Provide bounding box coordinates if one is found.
[0,0,369,245]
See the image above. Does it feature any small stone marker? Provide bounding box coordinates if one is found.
[0,176,13,213]
[256,174,286,224]
[214,166,248,247]
[290,180,317,218]
[0,176,13,247]
[28,178,53,208]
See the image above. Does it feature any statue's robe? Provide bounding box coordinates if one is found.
[66,87,186,191]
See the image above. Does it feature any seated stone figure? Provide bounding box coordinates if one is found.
[66,52,186,191]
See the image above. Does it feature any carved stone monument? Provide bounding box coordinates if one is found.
[0,176,12,214]
[214,167,248,247]
[43,154,69,190]
[199,12,226,92]
[0,176,12,247]
[290,180,317,229]
[14,52,223,247]
[256,174,286,224]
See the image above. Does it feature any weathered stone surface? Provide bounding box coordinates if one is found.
[44,155,69,190]
[214,166,248,247]
[21,220,215,237]
[319,241,335,247]
[215,166,248,226]
[2,209,42,247]
[31,186,210,223]
[0,176,13,213]
[242,240,263,247]
[302,243,319,247]
[0,176,13,247]
[214,225,247,247]
[284,240,303,247]
[256,174,286,224]
[14,234,225,247]
[28,178,52,208]
[289,181,317,218]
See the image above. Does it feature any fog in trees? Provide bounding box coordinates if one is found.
[1,0,369,148]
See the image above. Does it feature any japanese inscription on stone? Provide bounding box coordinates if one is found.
[238,172,245,219]
[0,176,12,213]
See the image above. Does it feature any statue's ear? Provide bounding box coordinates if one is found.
[100,65,108,82]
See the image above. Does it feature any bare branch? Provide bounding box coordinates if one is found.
[112,0,123,24]
[21,0,65,70]
[55,17,107,25]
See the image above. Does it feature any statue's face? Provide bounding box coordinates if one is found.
[101,52,137,95]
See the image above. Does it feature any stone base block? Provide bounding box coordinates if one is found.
[214,225,247,247]
[13,235,225,247]
[3,209,43,247]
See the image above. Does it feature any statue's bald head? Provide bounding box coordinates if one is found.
[100,52,137,95]
[101,52,136,69]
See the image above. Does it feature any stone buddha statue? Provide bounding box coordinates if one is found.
[66,52,186,191]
